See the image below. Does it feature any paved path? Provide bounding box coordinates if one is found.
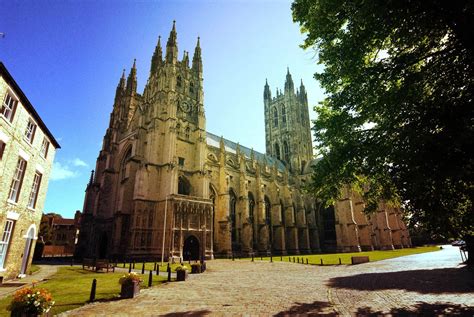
[0,265,60,299]
[63,246,473,316]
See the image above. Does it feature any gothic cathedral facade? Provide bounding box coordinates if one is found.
[76,23,411,261]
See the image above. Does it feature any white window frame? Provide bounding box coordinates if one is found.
[27,171,42,209]
[40,137,49,158]
[1,92,18,123]
[0,220,15,269]
[8,157,27,203]
[24,119,37,144]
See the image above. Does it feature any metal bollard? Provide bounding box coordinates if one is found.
[128,262,132,273]
[132,261,135,269]
[167,267,171,282]
[270,255,273,263]
[280,256,283,261]
[89,279,97,302]
[251,255,254,262]
[320,259,323,266]
[339,258,342,265]
[141,262,145,274]
[306,258,309,265]
[148,270,153,287]
[154,262,157,271]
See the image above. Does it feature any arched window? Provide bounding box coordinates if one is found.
[229,189,239,251]
[121,147,132,181]
[293,203,297,225]
[283,141,290,163]
[177,75,182,88]
[280,200,285,226]
[274,142,281,160]
[185,127,190,139]
[282,105,287,125]
[190,82,194,94]
[264,196,271,224]
[273,108,278,127]
[176,123,181,137]
[178,176,191,195]
[248,192,255,223]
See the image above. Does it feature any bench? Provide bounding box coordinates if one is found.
[351,256,370,265]
[82,258,115,272]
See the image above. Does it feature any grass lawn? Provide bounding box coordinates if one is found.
[116,261,195,273]
[239,246,440,265]
[29,264,41,274]
[0,266,169,316]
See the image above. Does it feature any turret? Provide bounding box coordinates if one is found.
[166,21,178,64]
[182,50,189,68]
[150,36,162,74]
[114,69,126,103]
[284,67,294,94]
[264,79,271,101]
[126,59,137,94]
[299,79,307,105]
[192,37,202,76]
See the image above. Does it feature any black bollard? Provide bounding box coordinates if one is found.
[339,258,342,265]
[167,267,171,282]
[128,262,132,273]
[306,258,309,265]
[132,260,135,269]
[280,256,283,261]
[288,257,291,262]
[232,253,235,261]
[89,279,97,302]
[251,254,254,262]
[320,259,323,266]
[293,257,295,263]
[123,261,126,268]
[270,255,273,263]
[297,257,299,263]
[141,262,145,274]
[156,265,160,276]
[167,263,170,271]
[154,262,157,271]
[148,270,153,287]
[260,256,263,261]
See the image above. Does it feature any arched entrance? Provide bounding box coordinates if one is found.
[183,235,200,261]
[20,225,36,275]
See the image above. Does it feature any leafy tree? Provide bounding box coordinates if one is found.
[292,0,473,256]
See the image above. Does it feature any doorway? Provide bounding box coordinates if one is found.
[183,235,200,261]
[20,226,36,275]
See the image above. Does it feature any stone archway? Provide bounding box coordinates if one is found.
[183,235,200,261]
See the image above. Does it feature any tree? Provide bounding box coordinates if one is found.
[292,0,473,258]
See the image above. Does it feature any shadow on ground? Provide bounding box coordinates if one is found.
[160,310,211,316]
[274,301,337,316]
[355,302,474,316]
[327,267,474,294]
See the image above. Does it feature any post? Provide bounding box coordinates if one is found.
[161,195,169,267]
[339,258,342,265]
[270,255,273,263]
[167,267,171,282]
[128,262,132,273]
[141,262,145,274]
[306,258,308,265]
[320,259,323,266]
[89,279,97,302]
[148,270,153,287]
[251,254,254,262]
[154,262,157,271]
[280,256,283,261]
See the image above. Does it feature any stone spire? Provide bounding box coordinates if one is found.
[150,35,162,73]
[264,78,271,101]
[299,79,307,105]
[114,69,126,103]
[182,50,189,67]
[192,37,202,75]
[126,59,137,94]
[284,67,294,94]
[166,21,178,64]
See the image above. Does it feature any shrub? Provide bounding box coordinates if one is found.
[8,287,55,316]
[118,272,142,285]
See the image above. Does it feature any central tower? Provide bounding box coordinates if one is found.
[264,69,313,173]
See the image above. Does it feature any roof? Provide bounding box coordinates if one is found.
[52,218,75,226]
[206,131,286,171]
[0,62,60,149]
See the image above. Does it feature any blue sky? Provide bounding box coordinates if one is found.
[0,0,324,218]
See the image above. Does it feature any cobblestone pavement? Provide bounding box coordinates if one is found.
[0,265,60,299]
[63,246,473,316]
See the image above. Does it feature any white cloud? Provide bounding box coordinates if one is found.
[50,162,79,181]
[71,158,88,167]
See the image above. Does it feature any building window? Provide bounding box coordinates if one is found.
[0,140,5,160]
[185,127,190,139]
[274,142,281,160]
[178,157,185,167]
[190,82,194,94]
[25,119,37,143]
[8,157,27,202]
[40,138,50,158]
[0,220,15,268]
[121,147,132,181]
[283,141,290,163]
[176,123,181,137]
[282,105,287,125]
[177,75,182,88]
[273,108,278,127]
[1,92,17,123]
[28,171,42,209]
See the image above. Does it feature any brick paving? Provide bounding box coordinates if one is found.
[62,245,473,316]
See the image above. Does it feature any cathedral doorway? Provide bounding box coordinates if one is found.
[183,235,200,261]
[98,232,108,259]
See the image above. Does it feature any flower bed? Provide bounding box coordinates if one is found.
[8,287,55,316]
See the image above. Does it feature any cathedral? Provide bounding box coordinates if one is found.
[76,22,411,261]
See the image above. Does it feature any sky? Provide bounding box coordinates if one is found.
[0,0,325,218]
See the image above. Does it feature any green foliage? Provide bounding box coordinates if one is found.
[292,0,473,238]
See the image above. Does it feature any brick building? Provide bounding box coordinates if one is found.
[0,62,60,279]
[39,211,81,256]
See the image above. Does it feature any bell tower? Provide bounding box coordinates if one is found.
[264,68,313,173]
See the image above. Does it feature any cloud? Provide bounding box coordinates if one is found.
[72,158,88,167]
[50,162,79,181]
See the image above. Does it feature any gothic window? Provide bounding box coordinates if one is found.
[282,105,287,125]
[283,141,290,163]
[177,75,182,88]
[280,200,285,226]
[273,108,278,127]
[248,192,255,223]
[121,147,132,181]
[185,127,190,140]
[176,123,181,137]
[264,196,271,224]
[274,142,281,160]
[229,189,239,251]
[190,82,194,94]
[178,176,191,195]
